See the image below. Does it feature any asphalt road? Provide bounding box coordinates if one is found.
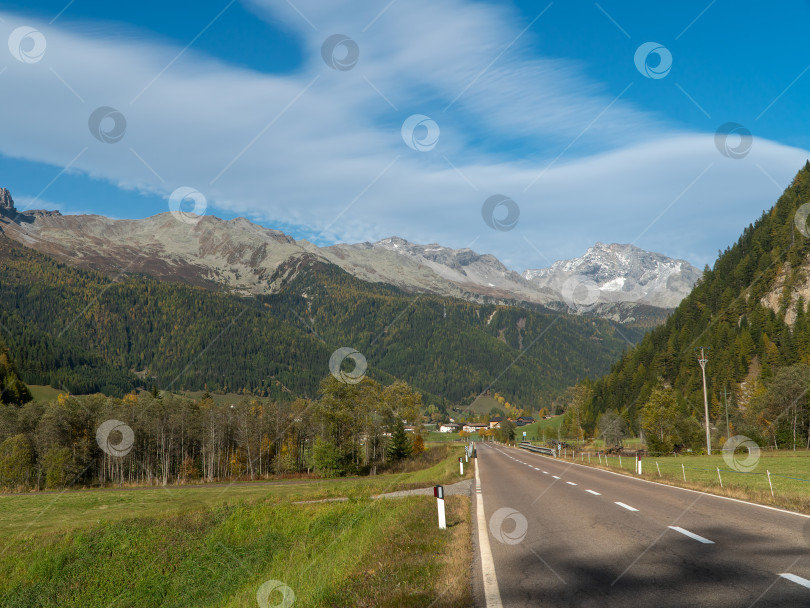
[471,442,810,608]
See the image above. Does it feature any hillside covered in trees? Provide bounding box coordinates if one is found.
[0,235,641,409]
[583,162,810,451]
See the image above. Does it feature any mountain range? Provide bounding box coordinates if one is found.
[0,189,699,325]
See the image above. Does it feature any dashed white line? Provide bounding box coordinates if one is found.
[542,471,548,474]
[585,490,601,495]
[552,475,561,479]
[780,573,810,590]
[566,481,577,486]
[668,526,714,544]
[615,502,638,512]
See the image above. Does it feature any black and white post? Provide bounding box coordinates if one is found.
[434,485,446,530]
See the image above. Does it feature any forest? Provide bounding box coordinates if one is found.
[0,374,425,490]
[0,237,641,409]
[573,163,810,451]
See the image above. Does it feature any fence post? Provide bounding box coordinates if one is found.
[598,453,602,465]
[767,469,774,498]
[717,467,723,488]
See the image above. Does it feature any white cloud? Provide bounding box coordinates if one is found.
[0,0,806,272]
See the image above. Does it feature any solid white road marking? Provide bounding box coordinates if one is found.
[585,490,601,495]
[552,475,561,479]
[475,454,503,607]
[615,502,638,512]
[566,481,577,486]
[780,573,810,590]
[668,526,714,544]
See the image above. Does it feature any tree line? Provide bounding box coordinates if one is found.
[0,375,425,490]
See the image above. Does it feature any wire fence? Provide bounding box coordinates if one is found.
[528,444,810,499]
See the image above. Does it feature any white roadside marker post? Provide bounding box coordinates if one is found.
[636,454,642,475]
[682,463,686,482]
[434,486,446,530]
[767,470,774,497]
[656,461,661,477]
[459,457,464,476]
[717,467,723,488]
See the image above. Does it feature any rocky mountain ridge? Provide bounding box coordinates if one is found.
[0,190,700,323]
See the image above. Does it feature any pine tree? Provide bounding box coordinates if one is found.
[387,419,412,461]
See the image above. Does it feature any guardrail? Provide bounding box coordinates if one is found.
[518,441,556,457]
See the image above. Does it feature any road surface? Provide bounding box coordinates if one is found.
[471,442,810,607]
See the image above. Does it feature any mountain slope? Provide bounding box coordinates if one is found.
[0,234,641,406]
[0,190,697,322]
[587,162,810,429]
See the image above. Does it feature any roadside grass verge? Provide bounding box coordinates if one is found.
[527,448,810,515]
[0,495,471,607]
[0,444,470,539]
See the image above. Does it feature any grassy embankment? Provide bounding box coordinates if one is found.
[0,445,473,607]
[543,447,810,514]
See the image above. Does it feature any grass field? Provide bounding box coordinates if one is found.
[0,445,473,607]
[552,448,810,514]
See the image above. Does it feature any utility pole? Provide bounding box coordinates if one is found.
[721,387,731,439]
[696,347,711,454]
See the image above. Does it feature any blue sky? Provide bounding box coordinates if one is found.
[1,0,809,270]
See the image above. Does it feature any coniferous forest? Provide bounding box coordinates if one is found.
[585,163,810,450]
[0,236,641,408]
